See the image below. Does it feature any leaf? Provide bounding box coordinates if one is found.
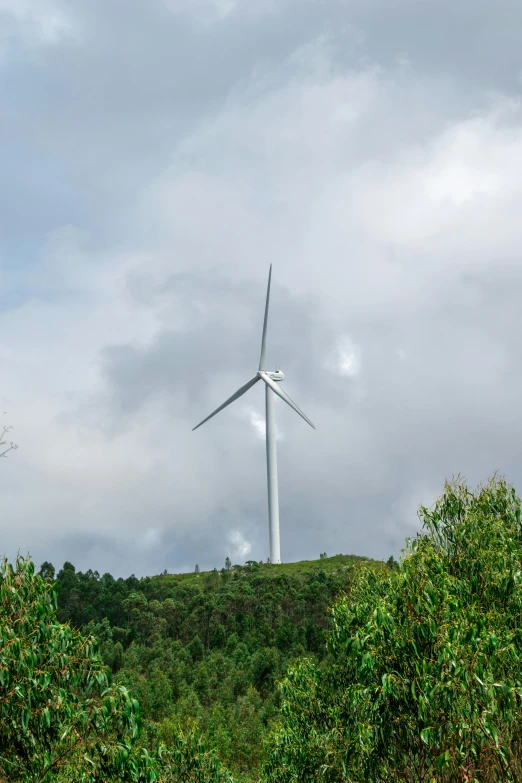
[420,728,431,745]
[21,708,30,732]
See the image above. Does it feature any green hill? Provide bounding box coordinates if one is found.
[163,551,377,585]
[6,476,521,781]
[44,551,380,781]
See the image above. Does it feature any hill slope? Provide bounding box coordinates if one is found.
[46,552,382,780]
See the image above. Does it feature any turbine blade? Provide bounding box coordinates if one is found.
[259,373,316,429]
[193,376,260,431]
[258,264,272,371]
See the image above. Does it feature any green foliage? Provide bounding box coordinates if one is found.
[10,476,522,781]
[0,556,143,781]
[157,719,236,783]
[0,555,235,782]
[263,476,522,782]
[48,552,363,780]
[39,561,56,582]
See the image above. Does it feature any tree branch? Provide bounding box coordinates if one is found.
[0,425,18,459]
[35,728,84,783]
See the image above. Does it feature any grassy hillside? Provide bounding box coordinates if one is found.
[162,552,378,586]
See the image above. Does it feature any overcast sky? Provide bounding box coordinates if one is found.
[1,0,522,577]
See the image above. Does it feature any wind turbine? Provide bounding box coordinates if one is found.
[192,265,315,565]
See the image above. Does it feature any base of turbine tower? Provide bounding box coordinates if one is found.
[265,384,281,565]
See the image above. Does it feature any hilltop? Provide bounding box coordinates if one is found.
[46,550,384,781]
[162,551,379,586]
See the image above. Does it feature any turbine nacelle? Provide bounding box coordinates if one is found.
[262,370,285,382]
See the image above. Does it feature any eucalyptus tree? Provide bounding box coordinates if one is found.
[263,476,522,782]
[0,555,235,782]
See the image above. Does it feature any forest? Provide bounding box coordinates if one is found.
[42,552,373,780]
[2,475,522,781]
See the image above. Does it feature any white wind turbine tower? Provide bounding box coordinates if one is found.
[193,265,315,565]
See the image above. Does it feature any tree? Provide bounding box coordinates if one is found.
[195,564,200,574]
[225,557,231,571]
[38,561,56,581]
[263,476,522,782]
[319,552,327,559]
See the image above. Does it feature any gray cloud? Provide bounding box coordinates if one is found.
[1,0,522,576]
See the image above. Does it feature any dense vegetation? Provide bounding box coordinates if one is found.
[264,476,522,782]
[46,553,370,780]
[0,555,234,782]
[2,475,522,781]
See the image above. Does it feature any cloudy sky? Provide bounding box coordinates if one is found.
[1,0,522,577]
